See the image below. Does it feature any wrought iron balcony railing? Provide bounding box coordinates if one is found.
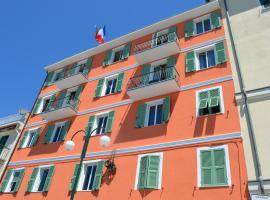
[0,144,10,162]
[42,96,81,113]
[127,66,180,91]
[134,32,178,54]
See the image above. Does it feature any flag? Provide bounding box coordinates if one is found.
[95,26,106,44]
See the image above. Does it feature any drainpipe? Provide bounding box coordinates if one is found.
[222,0,264,194]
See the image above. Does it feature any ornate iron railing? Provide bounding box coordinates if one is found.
[134,32,178,54]
[53,64,88,83]
[127,66,179,90]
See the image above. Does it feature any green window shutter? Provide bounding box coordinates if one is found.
[83,57,93,76]
[69,164,80,191]
[152,32,158,47]
[201,150,213,186]
[115,73,125,92]
[166,56,176,79]
[213,149,227,185]
[33,98,42,114]
[26,167,39,192]
[56,90,67,109]
[13,169,25,192]
[105,111,115,133]
[43,165,55,192]
[0,169,13,192]
[85,115,96,136]
[43,124,55,144]
[136,104,147,128]
[185,51,195,72]
[44,72,54,86]
[215,41,227,64]
[121,43,131,60]
[47,94,56,111]
[163,96,171,123]
[211,11,221,29]
[146,155,160,189]
[209,88,220,108]
[74,85,83,109]
[59,67,66,80]
[168,26,177,42]
[103,50,112,66]
[70,63,78,76]
[19,131,29,148]
[95,78,105,97]
[185,20,194,38]
[31,128,41,147]
[92,161,105,190]
[59,121,71,141]
[138,156,148,189]
[141,64,151,85]
[199,91,210,109]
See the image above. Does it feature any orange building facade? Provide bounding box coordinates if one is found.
[0,1,250,200]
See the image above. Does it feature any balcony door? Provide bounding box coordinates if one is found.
[149,64,167,83]
[0,135,9,155]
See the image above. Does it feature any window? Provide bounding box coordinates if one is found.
[135,153,163,190]
[197,87,223,117]
[145,100,164,127]
[105,77,117,95]
[113,49,123,63]
[195,18,211,34]
[41,98,50,112]
[149,60,167,83]
[20,128,41,148]
[1,169,25,193]
[27,166,55,192]
[73,161,105,191]
[52,69,63,82]
[198,49,216,69]
[197,145,231,187]
[50,123,65,143]
[95,114,108,135]
[0,135,9,155]
[260,0,270,7]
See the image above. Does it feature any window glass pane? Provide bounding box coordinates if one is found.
[52,126,62,142]
[207,50,216,67]
[148,106,156,126]
[26,131,35,147]
[199,53,207,69]
[96,116,108,134]
[111,79,117,93]
[42,99,50,112]
[156,104,163,125]
[82,165,97,190]
[196,22,203,34]
[113,50,123,62]
[88,165,96,190]
[204,19,211,32]
[38,169,49,191]
[105,80,113,95]
[156,34,168,45]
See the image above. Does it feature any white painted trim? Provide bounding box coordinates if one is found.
[8,132,241,166]
[144,99,164,127]
[195,85,225,117]
[134,152,163,190]
[3,167,25,193]
[196,144,232,187]
[32,165,53,192]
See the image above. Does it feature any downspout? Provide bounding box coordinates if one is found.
[222,0,264,194]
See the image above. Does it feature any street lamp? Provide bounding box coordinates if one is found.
[65,127,111,200]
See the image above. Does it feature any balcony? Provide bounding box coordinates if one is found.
[133,32,180,65]
[54,66,88,90]
[40,96,80,121]
[127,66,180,101]
[0,145,10,165]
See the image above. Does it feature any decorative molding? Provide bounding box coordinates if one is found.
[25,120,47,129]
[8,132,241,166]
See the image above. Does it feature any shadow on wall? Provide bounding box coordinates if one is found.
[193,114,217,137]
[114,93,179,143]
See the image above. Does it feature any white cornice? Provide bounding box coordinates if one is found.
[44,1,220,72]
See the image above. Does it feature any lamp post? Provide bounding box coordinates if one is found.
[64,127,111,200]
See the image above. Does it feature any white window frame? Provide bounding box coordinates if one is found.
[110,45,124,64]
[134,152,163,190]
[195,85,225,117]
[77,159,102,191]
[194,14,212,35]
[196,145,232,187]
[49,122,66,143]
[22,128,39,148]
[144,99,164,127]
[38,95,53,114]
[194,44,217,71]
[32,165,52,192]
[92,111,110,136]
[63,86,78,106]
[101,74,118,96]
[4,168,25,193]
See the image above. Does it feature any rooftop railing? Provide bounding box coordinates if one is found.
[134,32,178,54]
[127,66,180,91]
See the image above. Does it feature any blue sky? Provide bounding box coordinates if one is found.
[0,0,204,117]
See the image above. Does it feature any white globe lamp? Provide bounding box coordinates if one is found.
[99,135,111,147]
[65,140,75,151]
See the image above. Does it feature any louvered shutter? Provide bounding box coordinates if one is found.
[185,20,194,38]
[199,91,209,109]
[13,169,25,192]
[44,72,54,86]
[85,115,96,136]
[70,63,78,76]
[152,32,158,47]
[33,98,42,114]
[95,78,105,97]
[0,169,12,192]
[103,50,112,66]
[47,94,56,111]
[115,73,125,92]
[138,156,148,189]
[74,85,83,109]
[43,124,55,144]
[56,90,67,109]
[168,26,177,42]
[69,164,80,191]
[136,104,147,128]
[211,11,221,29]
[121,43,131,60]
[31,128,41,147]
[141,64,151,86]
[185,51,195,72]
[83,58,93,76]
[166,56,176,79]
[43,166,55,191]
[59,67,66,80]
[215,41,227,64]
[26,168,39,192]
[105,111,115,133]
[59,121,70,141]
[163,96,171,123]
[146,155,160,189]
[209,88,220,108]
[201,150,212,186]
[92,161,105,190]
[19,131,28,148]
[213,149,227,185]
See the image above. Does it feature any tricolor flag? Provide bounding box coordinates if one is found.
[95,26,106,44]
